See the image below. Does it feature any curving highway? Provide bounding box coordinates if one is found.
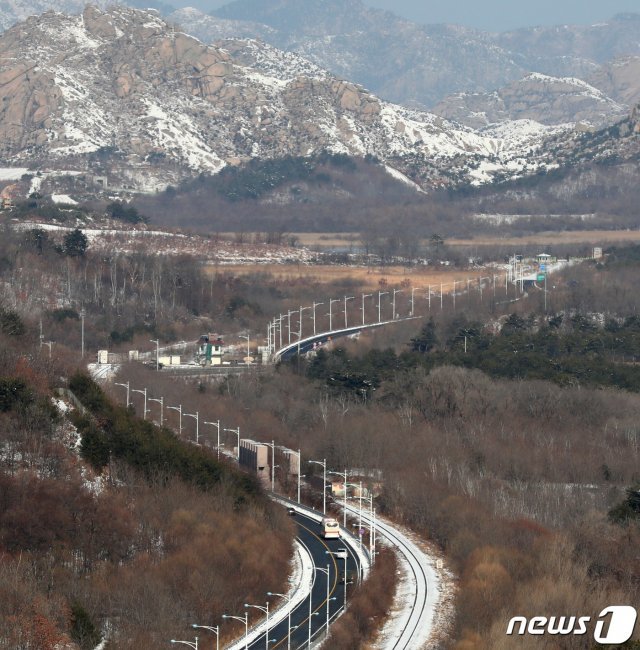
[236,510,361,650]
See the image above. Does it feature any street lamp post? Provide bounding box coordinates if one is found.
[361,293,372,325]
[309,458,327,514]
[307,593,320,647]
[298,306,310,342]
[115,381,130,408]
[343,296,354,328]
[222,613,248,650]
[377,291,388,323]
[150,338,160,370]
[410,287,419,316]
[267,592,292,650]
[312,302,324,335]
[352,493,375,562]
[80,308,85,358]
[131,388,149,420]
[287,311,298,345]
[148,396,164,426]
[224,427,240,459]
[345,482,364,550]
[191,624,218,650]
[170,638,198,650]
[328,299,339,331]
[372,507,377,563]
[321,566,333,626]
[392,289,402,320]
[167,404,183,435]
[328,469,349,529]
[184,411,199,444]
[244,602,269,650]
[204,420,221,459]
[315,565,335,635]
[284,449,301,502]
[297,449,301,503]
[357,481,363,548]
[263,440,276,492]
[326,550,349,609]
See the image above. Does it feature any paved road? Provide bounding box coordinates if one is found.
[243,511,360,650]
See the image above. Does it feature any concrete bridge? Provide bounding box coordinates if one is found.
[273,317,421,361]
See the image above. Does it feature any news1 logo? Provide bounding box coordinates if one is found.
[506,606,637,644]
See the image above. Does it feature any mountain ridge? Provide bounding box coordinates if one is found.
[2,0,640,125]
[0,5,565,191]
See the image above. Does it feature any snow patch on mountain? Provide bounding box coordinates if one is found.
[384,164,425,192]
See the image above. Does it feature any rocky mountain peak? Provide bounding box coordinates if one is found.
[0,5,586,192]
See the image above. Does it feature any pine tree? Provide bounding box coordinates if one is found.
[63,228,88,257]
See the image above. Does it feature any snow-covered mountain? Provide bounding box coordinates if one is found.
[2,1,640,128]
[0,5,568,191]
[204,1,640,116]
[432,73,629,129]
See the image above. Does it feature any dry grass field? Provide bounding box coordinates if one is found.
[292,230,640,249]
[449,230,640,246]
[207,262,486,290]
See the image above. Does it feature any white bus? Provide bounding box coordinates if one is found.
[321,517,340,539]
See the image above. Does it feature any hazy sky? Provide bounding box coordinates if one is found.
[194,0,640,32]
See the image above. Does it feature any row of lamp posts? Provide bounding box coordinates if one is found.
[268,272,519,355]
[114,374,376,650]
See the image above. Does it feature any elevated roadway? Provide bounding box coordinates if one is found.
[274,317,421,362]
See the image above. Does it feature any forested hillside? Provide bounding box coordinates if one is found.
[0,316,293,648]
[100,251,640,648]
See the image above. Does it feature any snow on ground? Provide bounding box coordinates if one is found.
[344,503,454,650]
[51,397,70,414]
[28,175,42,196]
[374,525,456,650]
[10,221,319,265]
[384,164,425,193]
[88,363,120,381]
[473,212,596,224]
[51,193,78,205]
[0,167,29,180]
